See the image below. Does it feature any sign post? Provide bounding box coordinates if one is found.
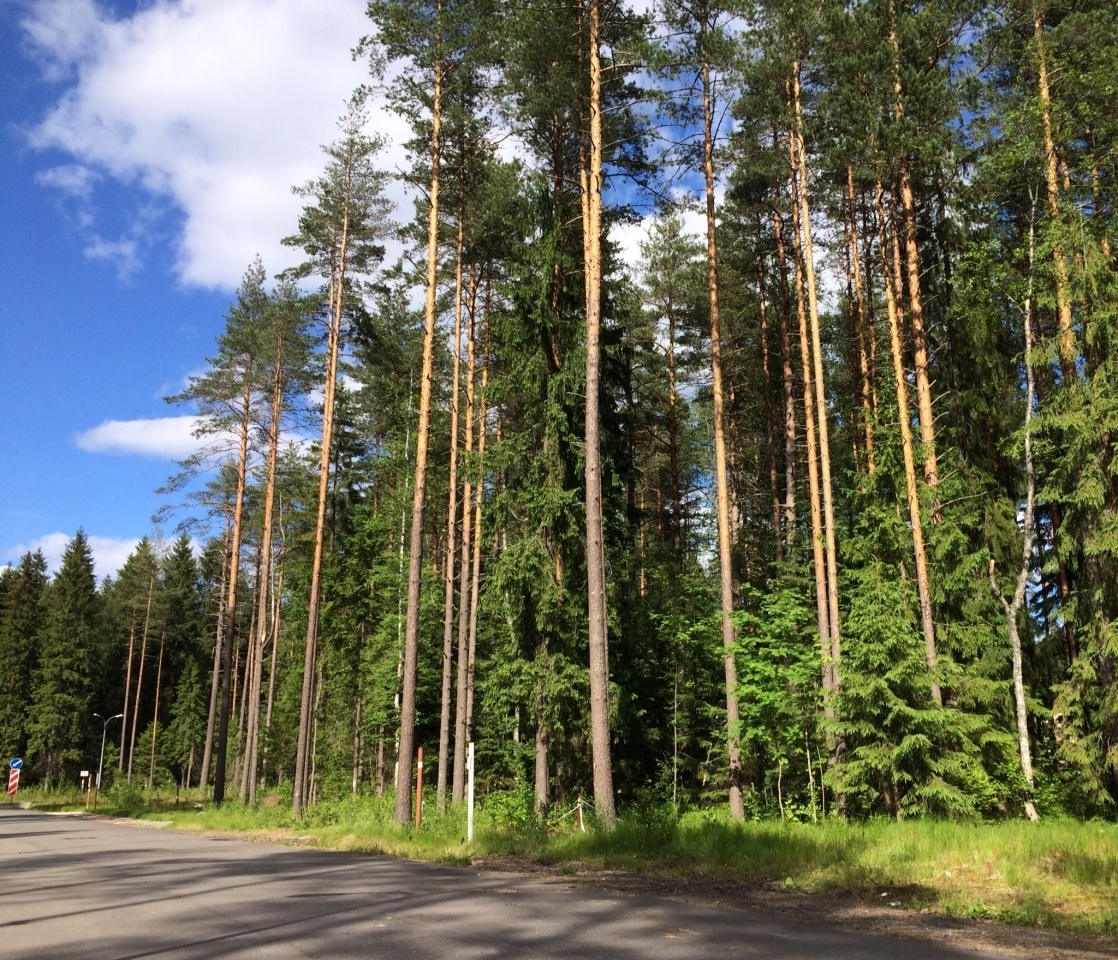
[8,758,21,801]
[466,742,475,843]
[414,747,424,830]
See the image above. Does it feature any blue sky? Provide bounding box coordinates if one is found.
[0,0,396,578]
[0,0,684,581]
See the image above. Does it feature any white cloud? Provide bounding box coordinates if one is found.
[5,532,140,580]
[610,203,707,275]
[36,163,99,199]
[75,415,202,458]
[23,0,410,290]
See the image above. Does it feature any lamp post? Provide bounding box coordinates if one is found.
[93,713,123,809]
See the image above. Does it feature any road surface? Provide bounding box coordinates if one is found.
[0,807,1013,959]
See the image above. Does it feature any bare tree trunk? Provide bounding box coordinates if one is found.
[437,214,466,812]
[294,170,352,815]
[877,182,941,705]
[792,66,841,698]
[242,327,287,804]
[534,706,550,814]
[787,125,833,713]
[394,54,444,828]
[989,198,1040,822]
[147,631,164,789]
[199,532,228,788]
[772,205,797,548]
[215,373,253,804]
[128,575,155,784]
[666,282,683,571]
[262,557,283,786]
[352,698,363,797]
[119,623,136,772]
[759,250,782,562]
[1033,3,1075,370]
[464,307,489,761]
[583,0,616,829]
[847,164,875,474]
[889,0,940,494]
[452,269,478,804]
[701,43,744,821]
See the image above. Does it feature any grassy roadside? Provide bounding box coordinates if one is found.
[21,789,1117,940]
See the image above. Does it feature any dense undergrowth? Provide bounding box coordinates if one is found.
[20,784,1117,940]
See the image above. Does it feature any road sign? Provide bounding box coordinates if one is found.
[10,757,22,770]
[8,768,19,796]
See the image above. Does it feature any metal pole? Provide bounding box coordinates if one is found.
[466,742,475,843]
[94,713,123,810]
[414,747,424,830]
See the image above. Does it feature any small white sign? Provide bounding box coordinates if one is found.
[80,770,90,778]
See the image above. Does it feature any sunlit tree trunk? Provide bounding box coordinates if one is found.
[241,324,287,804]
[583,0,616,829]
[294,216,347,814]
[792,65,841,697]
[877,182,941,705]
[437,214,466,812]
[1033,3,1075,369]
[395,54,444,827]
[989,200,1039,821]
[452,267,479,804]
[847,165,875,474]
[700,40,744,820]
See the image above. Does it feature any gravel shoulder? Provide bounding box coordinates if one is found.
[471,854,1118,960]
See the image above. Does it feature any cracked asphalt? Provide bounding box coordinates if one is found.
[0,807,1015,959]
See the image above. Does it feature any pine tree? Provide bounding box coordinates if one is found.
[28,532,101,788]
[0,551,48,763]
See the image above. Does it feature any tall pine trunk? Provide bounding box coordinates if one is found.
[792,66,841,701]
[241,327,286,804]
[437,214,466,811]
[701,45,744,821]
[452,269,478,803]
[394,54,444,828]
[877,182,941,705]
[583,0,616,829]
[294,203,349,814]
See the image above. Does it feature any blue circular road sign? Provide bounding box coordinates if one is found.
[10,758,22,770]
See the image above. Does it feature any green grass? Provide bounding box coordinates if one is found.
[22,788,1117,940]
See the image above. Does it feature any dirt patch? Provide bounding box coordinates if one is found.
[471,855,1118,960]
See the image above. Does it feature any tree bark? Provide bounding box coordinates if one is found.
[464,302,489,763]
[452,268,478,804]
[292,238,344,812]
[989,200,1040,821]
[583,0,616,829]
[792,65,842,697]
[437,213,466,812]
[847,164,875,474]
[758,249,782,563]
[215,372,253,804]
[394,53,444,828]
[147,631,164,789]
[119,623,135,772]
[889,0,940,494]
[877,182,941,705]
[772,203,797,549]
[241,322,286,804]
[1033,4,1075,370]
[700,38,744,820]
[128,575,155,784]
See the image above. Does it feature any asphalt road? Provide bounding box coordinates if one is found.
[0,807,1014,960]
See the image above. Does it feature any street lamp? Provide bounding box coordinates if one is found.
[93,713,123,809]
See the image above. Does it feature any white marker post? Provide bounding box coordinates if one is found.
[466,742,475,843]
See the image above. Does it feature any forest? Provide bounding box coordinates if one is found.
[2,0,1117,828]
